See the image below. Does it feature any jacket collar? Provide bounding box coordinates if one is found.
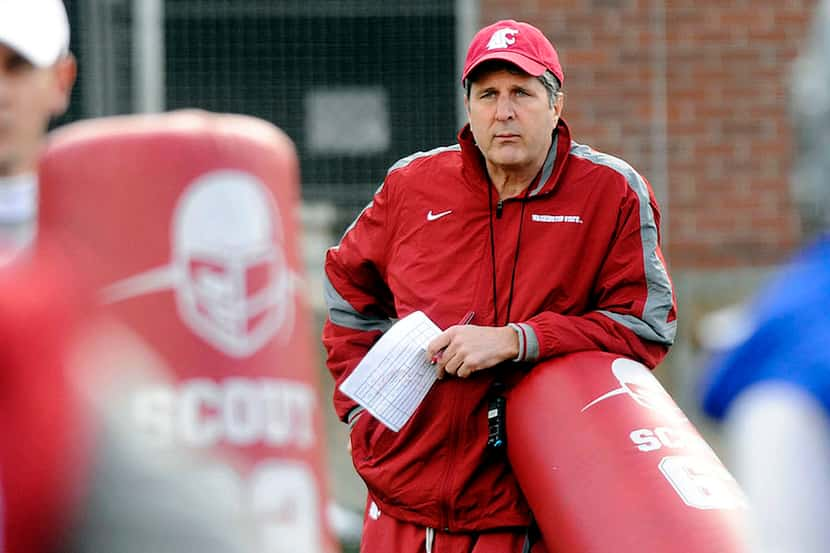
[457,118,572,197]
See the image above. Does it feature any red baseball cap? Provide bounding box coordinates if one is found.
[462,19,564,86]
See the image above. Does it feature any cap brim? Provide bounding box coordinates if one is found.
[463,51,547,81]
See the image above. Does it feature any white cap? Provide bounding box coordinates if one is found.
[0,0,70,68]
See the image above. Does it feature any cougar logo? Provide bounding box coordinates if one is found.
[581,358,686,420]
[101,170,296,358]
[487,28,519,50]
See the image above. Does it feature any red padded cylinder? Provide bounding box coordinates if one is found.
[38,111,337,553]
[507,351,750,553]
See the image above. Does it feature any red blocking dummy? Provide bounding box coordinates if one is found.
[38,111,338,553]
[507,352,751,553]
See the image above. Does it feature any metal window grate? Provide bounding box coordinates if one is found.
[63,0,459,229]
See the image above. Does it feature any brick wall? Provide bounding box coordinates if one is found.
[480,0,816,268]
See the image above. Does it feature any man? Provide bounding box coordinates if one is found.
[0,0,75,260]
[324,19,676,552]
[700,1,830,551]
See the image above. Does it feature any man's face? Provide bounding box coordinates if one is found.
[0,44,75,176]
[465,67,563,177]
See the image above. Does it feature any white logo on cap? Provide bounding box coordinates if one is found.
[581,358,686,421]
[486,28,519,50]
[100,170,296,358]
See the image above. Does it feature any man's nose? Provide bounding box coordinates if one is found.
[494,96,515,120]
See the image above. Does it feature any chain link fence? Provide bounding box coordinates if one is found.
[62,0,460,231]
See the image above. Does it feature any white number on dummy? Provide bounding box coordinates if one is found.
[250,460,322,553]
[200,460,322,553]
[659,455,747,510]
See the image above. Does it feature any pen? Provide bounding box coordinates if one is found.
[431,311,476,365]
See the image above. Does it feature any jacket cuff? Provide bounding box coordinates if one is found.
[347,406,366,431]
[507,323,540,363]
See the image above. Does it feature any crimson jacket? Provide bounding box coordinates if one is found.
[323,118,677,531]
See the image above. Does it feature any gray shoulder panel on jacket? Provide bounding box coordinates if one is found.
[324,273,395,333]
[387,144,461,174]
[570,142,675,345]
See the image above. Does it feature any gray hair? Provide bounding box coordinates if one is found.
[464,61,562,107]
[536,70,562,108]
[791,0,830,237]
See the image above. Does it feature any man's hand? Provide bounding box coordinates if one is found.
[426,325,518,379]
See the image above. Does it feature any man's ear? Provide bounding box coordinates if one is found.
[49,54,77,117]
[552,93,564,123]
[463,93,473,128]
[552,92,565,126]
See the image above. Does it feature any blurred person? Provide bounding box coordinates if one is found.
[699,2,830,552]
[0,0,75,261]
[323,19,676,553]
[0,2,256,551]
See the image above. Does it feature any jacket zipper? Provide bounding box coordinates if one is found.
[438,384,461,531]
[496,199,504,218]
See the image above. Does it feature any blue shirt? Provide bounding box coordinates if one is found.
[701,234,830,419]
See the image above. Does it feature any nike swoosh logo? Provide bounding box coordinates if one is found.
[426,209,453,221]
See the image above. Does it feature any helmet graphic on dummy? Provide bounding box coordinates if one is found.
[172,170,293,357]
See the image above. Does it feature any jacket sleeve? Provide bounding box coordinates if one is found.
[513,176,677,369]
[322,181,398,421]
